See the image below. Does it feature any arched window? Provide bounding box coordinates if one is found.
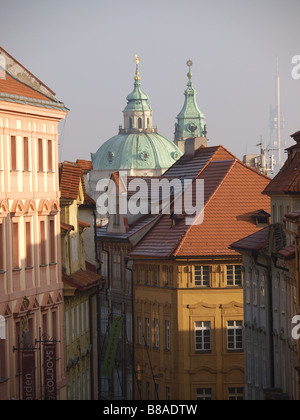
[129,118,133,129]
[138,118,142,129]
[147,118,150,128]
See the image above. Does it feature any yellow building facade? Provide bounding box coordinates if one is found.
[133,258,244,401]
[60,161,102,400]
[130,144,271,401]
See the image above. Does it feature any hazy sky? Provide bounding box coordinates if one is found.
[0,0,299,164]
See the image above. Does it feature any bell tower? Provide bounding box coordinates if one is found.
[174,60,207,153]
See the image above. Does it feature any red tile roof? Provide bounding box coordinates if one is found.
[0,73,52,101]
[60,162,83,200]
[264,132,300,195]
[61,222,74,232]
[62,269,103,291]
[277,245,295,259]
[230,226,269,252]
[0,46,56,95]
[78,220,91,228]
[130,146,271,258]
[76,160,93,172]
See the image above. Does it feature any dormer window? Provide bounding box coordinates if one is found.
[252,210,270,227]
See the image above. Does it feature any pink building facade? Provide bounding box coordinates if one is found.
[0,47,68,400]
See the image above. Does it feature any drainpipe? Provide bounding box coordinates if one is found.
[125,256,135,401]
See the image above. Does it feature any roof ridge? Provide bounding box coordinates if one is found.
[173,159,236,256]
[0,46,56,95]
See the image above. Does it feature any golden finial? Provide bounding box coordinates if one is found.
[134,54,141,81]
[187,59,193,78]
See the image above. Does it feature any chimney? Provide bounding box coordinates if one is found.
[184,137,207,160]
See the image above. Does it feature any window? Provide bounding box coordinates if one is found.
[25,220,32,267]
[71,307,75,341]
[165,320,170,351]
[137,317,142,345]
[0,222,4,271]
[165,266,170,286]
[81,302,85,334]
[23,137,29,171]
[228,387,244,400]
[113,253,121,282]
[260,274,265,308]
[227,321,243,351]
[226,265,242,286]
[145,318,150,347]
[85,301,89,331]
[48,140,53,172]
[137,267,141,284]
[65,311,70,344]
[145,265,149,285]
[138,118,142,129]
[12,221,19,268]
[38,138,44,172]
[11,136,17,170]
[71,234,78,263]
[166,387,171,400]
[246,341,251,384]
[196,388,212,400]
[254,344,259,386]
[194,266,210,287]
[40,220,46,265]
[253,271,258,306]
[76,305,80,336]
[154,318,159,348]
[246,270,251,304]
[129,118,133,129]
[49,219,56,263]
[154,266,159,286]
[195,321,211,352]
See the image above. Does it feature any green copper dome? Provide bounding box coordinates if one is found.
[91,55,182,171]
[91,130,182,171]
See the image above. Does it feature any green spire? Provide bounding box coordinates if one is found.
[175,60,206,143]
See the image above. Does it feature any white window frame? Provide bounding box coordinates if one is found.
[196,388,212,400]
[228,387,244,400]
[227,320,243,351]
[226,265,242,286]
[194,266,210,287]
[195,321,211,352]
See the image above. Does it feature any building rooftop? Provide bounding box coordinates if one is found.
[263,131,300,195]
[0,46,68,112]
[130,145,271,258]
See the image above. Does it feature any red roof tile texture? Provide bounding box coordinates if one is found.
[230,226,269,252]
[59,162,83,200]
[130,146,271,258]
[62,269,103,291]
[76,160,93,171]
[0,73,51,101]
[264,133,300,194]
